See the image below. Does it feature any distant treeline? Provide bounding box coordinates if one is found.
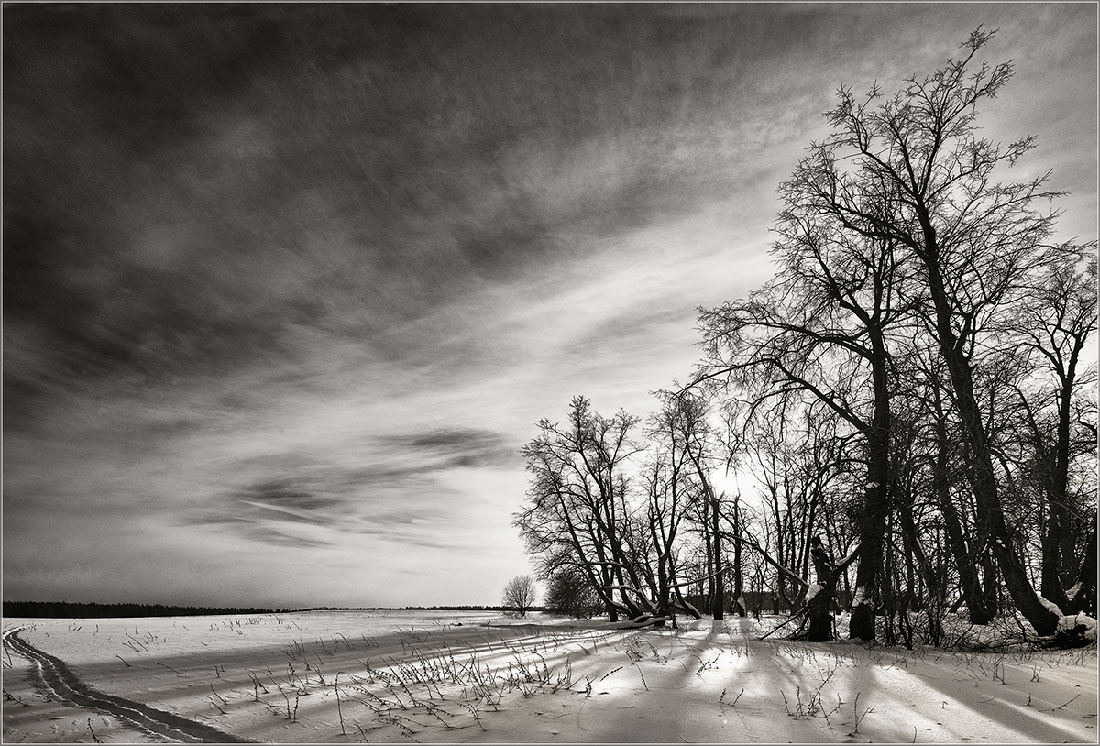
[403,605,537,612]
[4,601,285,619]
[3,602,549,619]
[297,606,541,612]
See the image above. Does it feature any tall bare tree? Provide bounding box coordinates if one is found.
[695,214,911,638]
[776,27,1071,635]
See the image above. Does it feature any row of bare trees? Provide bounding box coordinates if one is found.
[515,392,728,627]
[515,29,1096,644]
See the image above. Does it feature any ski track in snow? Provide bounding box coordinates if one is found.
[3,612,1096,743]
[3,628,250,743]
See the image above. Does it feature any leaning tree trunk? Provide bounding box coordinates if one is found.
[947,352,1057,634]
[898,497,939,611]
[930,389,993,624]
[920,235,1060,636]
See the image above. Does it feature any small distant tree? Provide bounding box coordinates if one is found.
[502,575,537,617]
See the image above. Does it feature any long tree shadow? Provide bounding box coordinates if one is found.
[897,657,1092,743]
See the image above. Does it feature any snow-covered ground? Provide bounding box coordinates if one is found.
[3,609,1096,743]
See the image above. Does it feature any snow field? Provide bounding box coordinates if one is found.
[3,610,1097,743]
[2,661,163,744]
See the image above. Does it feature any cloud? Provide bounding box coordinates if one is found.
[236,479,342,523]
[168,424,516,555]
[239,525,331,550]
[384,428,518,469]
[3,4,812,432]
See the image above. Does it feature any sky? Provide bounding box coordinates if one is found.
[4,3,1096,610]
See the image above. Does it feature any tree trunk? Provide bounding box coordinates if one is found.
[712,492,724,620]
[1066,520,1097,616]
[898,493,940,612]
[849,333,892,642]
[848,495,884,641]
[980,549,999,617]
[920,234,1059,636]
[1042,375,1078,611]
[1042,494,1072,610]
[929,383,992,623]
[807,536,836,641]
[733,499,746,617]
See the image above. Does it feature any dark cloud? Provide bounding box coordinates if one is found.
[387,428,518,470]
[183,510,330,549]
[236,478,343,516]
[2,4,796,428]
[182,475,468,552]
[403,427,502,450]
[242,525,329,550]
[219,471,390,526]
[178,441,486,547]
[4,6,302,400]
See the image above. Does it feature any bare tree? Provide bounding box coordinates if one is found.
[774,27,1074,636]
[1009,245,1097,614]
[544,566,602,618]
[695,223,909,639]
[899,345,997,624]
[515,396,650,621]
[501,575,537,617]
[638,393,700,625]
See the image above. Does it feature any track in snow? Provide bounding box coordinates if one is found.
[3,629,250,743]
